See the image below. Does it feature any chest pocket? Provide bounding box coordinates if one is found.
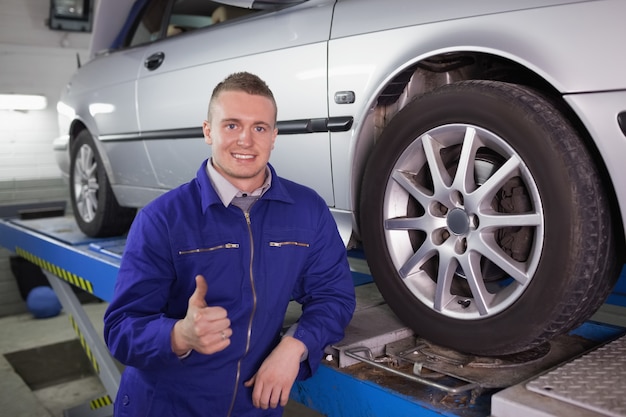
[261,230,312,291]
[173,240,243,309]
[251,230,312,327]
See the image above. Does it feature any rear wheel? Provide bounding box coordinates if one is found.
[69,130,136,237]
[360,80,619,356]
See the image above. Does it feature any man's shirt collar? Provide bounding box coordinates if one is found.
[206,158,272,207]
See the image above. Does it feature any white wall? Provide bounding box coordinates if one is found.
[0,0,92,181]
[0,0,95,316]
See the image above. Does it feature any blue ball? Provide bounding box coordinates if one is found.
[26,286,62,319]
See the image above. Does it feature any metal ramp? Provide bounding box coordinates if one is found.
[492,334,626,417]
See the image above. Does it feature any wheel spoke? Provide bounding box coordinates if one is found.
[385,217,421,231]
[458,251,495,315]
[398,239,438,278]
[86,162,97,179]
[80,148,92,176]
[468,156,520,208]
[385,215,447,232]
[85,189,98,219]
[471,234,531,286]
[433,250,458,311]
[451,127,480,194]
[422,134,453,199]
[479,211,542,230]
[391,169,434,208]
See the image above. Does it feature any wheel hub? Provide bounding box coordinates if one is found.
[447,208,470,235]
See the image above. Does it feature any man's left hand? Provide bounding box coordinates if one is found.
[244,336,306,409]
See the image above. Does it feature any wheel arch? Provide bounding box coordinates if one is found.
[349,50,625,258]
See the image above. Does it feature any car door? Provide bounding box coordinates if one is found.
[135,0,337,205]
[89,0,174,193]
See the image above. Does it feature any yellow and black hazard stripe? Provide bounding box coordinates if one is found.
[15,246,94,294]
[68,314,101,374]
[90,395,113,410]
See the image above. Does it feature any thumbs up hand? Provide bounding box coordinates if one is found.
[189,273,210,309]
[171,275,231,356]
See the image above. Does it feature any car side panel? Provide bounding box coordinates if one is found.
[101,140,162,190]
[131,1,335,204]
[63,49,144,137]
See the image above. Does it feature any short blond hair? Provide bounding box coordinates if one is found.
[208,72,277,123]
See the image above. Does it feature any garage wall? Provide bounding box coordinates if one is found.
[0,0,92,181]
[0,0,94,316]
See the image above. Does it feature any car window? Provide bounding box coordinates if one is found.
[168,1,258,36]
[126,0,259,47]
[128,0,170,47]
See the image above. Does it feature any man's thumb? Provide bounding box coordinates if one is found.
[190,274,208,307]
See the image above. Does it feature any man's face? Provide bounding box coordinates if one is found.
[203,90,277,192]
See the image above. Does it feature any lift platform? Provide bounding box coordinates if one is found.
[1,215,625,417]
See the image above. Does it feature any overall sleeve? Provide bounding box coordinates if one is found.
[103,208,183,370]
[290,201,356,379]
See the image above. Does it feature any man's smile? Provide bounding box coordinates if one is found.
[232,153,255,160]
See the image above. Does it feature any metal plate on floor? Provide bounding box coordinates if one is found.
[526,334,626,416]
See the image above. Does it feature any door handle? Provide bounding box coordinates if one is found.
[144,52,165,70]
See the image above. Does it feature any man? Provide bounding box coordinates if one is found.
[103,72,356,417]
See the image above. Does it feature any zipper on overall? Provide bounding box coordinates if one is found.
[178,243,239,255]
[226,210,257,417]
[268,241,309,248]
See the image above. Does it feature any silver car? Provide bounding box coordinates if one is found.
[54,0,626,356]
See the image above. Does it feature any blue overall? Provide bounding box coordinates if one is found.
[104,161,356,416]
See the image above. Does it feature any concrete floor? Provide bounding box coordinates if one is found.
[0,301,106,417]
[0,301,322,417]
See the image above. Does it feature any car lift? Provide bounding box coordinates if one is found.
[1,215,625,417]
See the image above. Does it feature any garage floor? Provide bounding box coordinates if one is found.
[0,301,322,417]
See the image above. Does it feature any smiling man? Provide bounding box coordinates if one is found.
[203,78,277,192]
[103,72,356,417]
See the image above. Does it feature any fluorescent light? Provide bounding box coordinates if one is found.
[0,94,48,111]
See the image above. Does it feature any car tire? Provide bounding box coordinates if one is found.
[69,130,136,237]
[360,80,619,356]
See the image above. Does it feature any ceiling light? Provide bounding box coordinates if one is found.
[0,94,48,111]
